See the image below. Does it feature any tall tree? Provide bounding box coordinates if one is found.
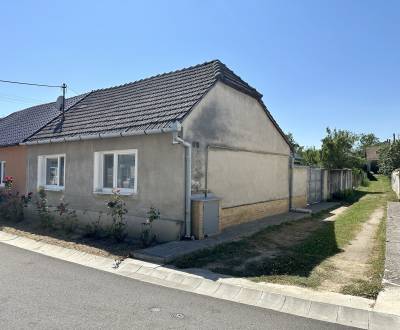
[285,132,303,154]
[378,141,400,176]
[356,133,380,157]
[301,147,321,166]
[320,128,362,169]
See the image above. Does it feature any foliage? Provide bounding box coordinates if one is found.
[0,177,32,222]
[141,206,160,247]
[0,191,32,222]
[320,128,363,169]
[285,132,303,154]
[106,190,128,242]
[378,140,400,176]
[3,176,14,190]
[301,147,321,166]
[173,176,394,297]
[36,187,54,228]
[56,197,79,234]
[83,212,105,239]
[356,133,380,157]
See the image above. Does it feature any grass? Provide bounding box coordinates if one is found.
[341,207,388,299]
[172,175,395,295]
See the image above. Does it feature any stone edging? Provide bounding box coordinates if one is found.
[0,230,399,330]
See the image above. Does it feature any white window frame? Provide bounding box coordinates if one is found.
[38,154,66,191]
[93,149,138,195]
[0,161,5,187]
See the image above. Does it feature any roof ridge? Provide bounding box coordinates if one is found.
[91,59,221,93]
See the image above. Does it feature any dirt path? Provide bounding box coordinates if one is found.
[319,207,384,292]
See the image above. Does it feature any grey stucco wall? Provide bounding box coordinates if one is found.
[182,81,291,208]
[292,166,308,197]
[26,133,185,241]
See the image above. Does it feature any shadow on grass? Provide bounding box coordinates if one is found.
[173,214,342,282]
[0,217,141,258]
[173,180,383,286]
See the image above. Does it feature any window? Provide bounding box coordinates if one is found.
[94,149,137,195]
[38,154,65,191]
[0,161,5,187]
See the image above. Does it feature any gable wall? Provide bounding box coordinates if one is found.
[183,81,291,227]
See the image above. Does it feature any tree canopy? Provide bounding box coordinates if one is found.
[378,140,400,176]
[286,128,379,170]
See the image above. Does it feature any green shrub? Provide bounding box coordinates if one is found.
[140,206,160,247]
[36,187,54,228]
[83,212,105,239]
[56,197,79,234]
[106,190,128,242]
[0,177,32,222]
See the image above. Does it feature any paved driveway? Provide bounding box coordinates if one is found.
[0,243,355,329]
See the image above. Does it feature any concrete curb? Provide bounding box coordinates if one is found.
[1,230,399,329]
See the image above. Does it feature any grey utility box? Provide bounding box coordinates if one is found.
[191,194,221,239]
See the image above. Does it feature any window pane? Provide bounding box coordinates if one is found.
[103,154,114,188]
[46,158,58,185]
[117,154,135,189]
[59,157,65,186]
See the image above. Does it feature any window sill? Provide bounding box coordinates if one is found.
[43,186,64,192]
[93,190,137,197]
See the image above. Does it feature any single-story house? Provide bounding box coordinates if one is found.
[21,60,297,241]
[0,94,86,192]
[365,145,380,173]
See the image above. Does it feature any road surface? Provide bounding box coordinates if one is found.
[0,242,356,329]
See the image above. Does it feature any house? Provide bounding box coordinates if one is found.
[365,145,380,173]
[23,60,295,242]
[0,94,87,192]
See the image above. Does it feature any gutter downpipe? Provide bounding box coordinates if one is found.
[172,127,192,239]
[289,152,294,211]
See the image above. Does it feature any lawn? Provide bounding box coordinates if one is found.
[172,175,396,298]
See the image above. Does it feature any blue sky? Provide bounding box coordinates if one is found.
[1,0,398,147]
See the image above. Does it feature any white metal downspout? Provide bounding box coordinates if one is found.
[172,131,192,239]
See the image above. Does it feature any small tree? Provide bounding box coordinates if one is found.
[36,187,54,228]
[106,190,128,242]
[141,206,160,247]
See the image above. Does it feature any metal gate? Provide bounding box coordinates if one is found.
[308,167,323,204]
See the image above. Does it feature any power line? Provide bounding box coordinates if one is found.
[0,79,63,88]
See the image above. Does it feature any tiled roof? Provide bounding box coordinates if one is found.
[0,94,88,147]
[25,60,290,148]
[27,60,266,141]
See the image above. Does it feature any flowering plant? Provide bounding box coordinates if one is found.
[3,176,13,190]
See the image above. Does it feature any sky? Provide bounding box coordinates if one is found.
[0,0,399,147]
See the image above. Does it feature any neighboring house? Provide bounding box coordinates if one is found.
[0,94,87,192]
[365,145,380,173]
[23,60,294,242]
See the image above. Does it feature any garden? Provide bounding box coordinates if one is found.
[0,176,160,259]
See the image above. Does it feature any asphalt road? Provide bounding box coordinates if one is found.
[0,243,356,330]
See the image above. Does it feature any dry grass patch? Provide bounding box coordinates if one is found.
[173,175,395,297]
